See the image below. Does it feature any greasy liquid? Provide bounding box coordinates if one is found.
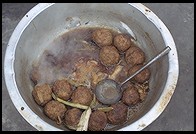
[30,27,148,131]
[31,27,123,85]
[102,87,119,99]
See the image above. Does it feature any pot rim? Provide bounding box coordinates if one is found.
[4,3,179,131]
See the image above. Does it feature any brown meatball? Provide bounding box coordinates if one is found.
[88,110,107,131]
[30,67,40,85]
[114,34,132,52]
[32,84,52,106]
[71,86,93,106]
[99,46,120,66]
[128,65,151,83]
[64,108,82,128]
[122,84,140,106]
[52,79,72,100]
[44,100,67,121]
[107,102,128,125]
[125,46,145,66]
[92,28,113,47]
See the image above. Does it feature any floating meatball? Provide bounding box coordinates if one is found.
[88,110,107,131]
[125,46,145,66]
[92,28,113,47]
[52,79,72,100]
[114,34,132,52]
[44,100,67,121]
[32,84,52,106]
[122,84,140,106]
[71,86,93,106]
[30,67,40,85]
[107,102,128,125]
[128,65,151,83]
[99,46,120,66]
[64,108,82,128]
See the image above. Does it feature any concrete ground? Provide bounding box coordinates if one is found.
[2,3,194,131]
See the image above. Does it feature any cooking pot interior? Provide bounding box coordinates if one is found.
[14,3,168,130]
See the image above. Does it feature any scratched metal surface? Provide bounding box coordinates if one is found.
[2,3,194,131]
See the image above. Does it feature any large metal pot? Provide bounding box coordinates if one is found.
[4,3,179,131]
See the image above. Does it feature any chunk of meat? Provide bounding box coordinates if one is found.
[92,28,113,47]
[32,84,52,106]
[52,79,72,100]
[44,100,67,121]
[88,110,107,131]
[125,46,145,66]
[99,46,120,66]
[71,86,93,106]
[106,102,128,125]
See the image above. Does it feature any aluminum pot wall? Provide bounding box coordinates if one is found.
[4,3,179,131]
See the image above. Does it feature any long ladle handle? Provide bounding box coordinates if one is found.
[120,46,171,86]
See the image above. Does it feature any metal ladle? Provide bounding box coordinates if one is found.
[95,46,171,105]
